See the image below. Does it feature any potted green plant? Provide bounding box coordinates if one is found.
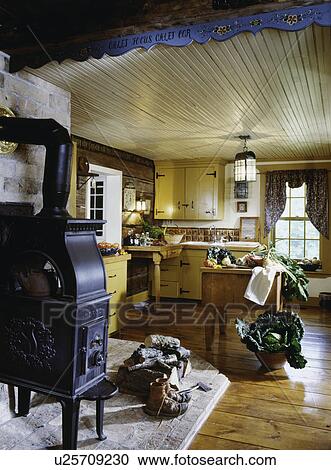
[236,310,307,370]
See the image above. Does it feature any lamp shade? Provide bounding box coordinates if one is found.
[234,151,256,182]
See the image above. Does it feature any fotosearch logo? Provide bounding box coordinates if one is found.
[40,299,290,329]
[116,301,279,328]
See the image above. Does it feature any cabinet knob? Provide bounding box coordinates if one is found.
[110,290,117,295]
[108,274,117,278]
[177,201,181,210]
[191,201,194,209]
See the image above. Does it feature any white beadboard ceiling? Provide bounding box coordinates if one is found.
[30,24,331,162]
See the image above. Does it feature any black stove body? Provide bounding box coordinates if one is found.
[0,117,115,449]
[0,216,109,397]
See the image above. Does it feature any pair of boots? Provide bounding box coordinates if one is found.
[144,378,191,417]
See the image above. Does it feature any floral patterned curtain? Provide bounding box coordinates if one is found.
[265,169,329,239]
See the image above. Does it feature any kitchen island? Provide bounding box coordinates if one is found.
[201,266,282,350]
[124,241,261,302]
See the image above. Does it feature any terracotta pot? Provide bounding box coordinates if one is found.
[255,351,287,370]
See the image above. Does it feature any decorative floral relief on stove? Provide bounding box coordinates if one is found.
[2,318,56,370]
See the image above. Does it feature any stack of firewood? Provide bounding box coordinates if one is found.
[116,335,191,396]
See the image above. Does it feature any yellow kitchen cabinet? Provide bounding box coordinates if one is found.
[179,249,207,299]
[183,167,200,220]
[184,166,224,220]
[154,168,185,219]
[154,161,225,221]
[103,254,131,335]
[151,257,180,298]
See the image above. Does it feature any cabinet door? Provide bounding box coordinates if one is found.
[184,168,200,220]
[180,250,206,299]
[154,168,185,219]
[196,167,218,220]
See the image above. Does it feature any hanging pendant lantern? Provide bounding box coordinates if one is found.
[234,135,256,182]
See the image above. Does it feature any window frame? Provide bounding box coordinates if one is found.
[88,176,106,241]
[273,183,320,260]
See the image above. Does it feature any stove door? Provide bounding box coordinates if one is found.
[75,317,108,393]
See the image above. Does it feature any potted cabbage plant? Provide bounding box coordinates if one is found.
[236,310,307,370]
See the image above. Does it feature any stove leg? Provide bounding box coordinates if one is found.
[17,386,31,416]
[60,399,81,450]
[96,399,107,441]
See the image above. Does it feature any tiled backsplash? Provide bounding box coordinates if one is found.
[122,226,240,242]
[164,227,240,242]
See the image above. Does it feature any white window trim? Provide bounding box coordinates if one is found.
[85,165,123,246]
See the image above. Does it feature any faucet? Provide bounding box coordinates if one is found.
[210,225,217,243]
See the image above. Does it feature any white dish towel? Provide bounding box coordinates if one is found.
[244,266,278,306]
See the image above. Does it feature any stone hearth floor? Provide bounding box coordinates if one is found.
[0,339,229,450]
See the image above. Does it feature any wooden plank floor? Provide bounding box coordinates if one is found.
[119,305,331,449]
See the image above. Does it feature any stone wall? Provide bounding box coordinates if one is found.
[0,52,71,214]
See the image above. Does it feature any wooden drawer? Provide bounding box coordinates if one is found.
[160,264,180,282]
[160,281,180,298]
[161,257,181,267]
[152,280,179,298]
[109,307,119,335]
[106,268,126,295]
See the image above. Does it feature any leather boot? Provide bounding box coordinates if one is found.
[155,378,191,403]
[144,380,188,417]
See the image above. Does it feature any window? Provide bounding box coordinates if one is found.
[89,178,105,238]
[274,183,320,260]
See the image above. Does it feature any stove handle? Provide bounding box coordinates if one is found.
[80,326,88,375]
[80,347,87,375]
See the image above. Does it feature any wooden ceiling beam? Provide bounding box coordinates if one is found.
[1,1,323,55]
[1,0,328,72]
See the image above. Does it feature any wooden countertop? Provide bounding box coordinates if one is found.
[123,244,180,252]
[102,253,131,265]
[201,266,282,277]
[201,266,253,274]
[124,242,259,252]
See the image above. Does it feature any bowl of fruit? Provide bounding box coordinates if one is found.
[298,257,321,271]
[97,242,120,256]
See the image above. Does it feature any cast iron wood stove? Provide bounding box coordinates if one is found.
[0,117,117,449]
